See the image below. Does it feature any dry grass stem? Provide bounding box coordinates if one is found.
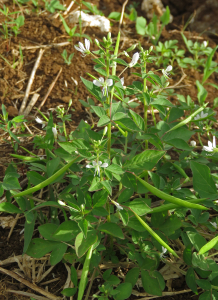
[19,49,45,114]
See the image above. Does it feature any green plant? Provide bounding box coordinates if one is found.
[136,7,171,45]
[2,32,218,300]
[0,5,22,39]
[44,0,65,13]
[61,49,74,65]
[0,104,26,152]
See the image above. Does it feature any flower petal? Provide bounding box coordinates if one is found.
[92,161,97,166]
[106,79,113,86]
[93,79,102,87]
[85,39,90,50]
[86,164,94,168]
[101,163,108,168]
[78,42,85,51]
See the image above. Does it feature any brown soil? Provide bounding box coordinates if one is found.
[0,0,217,299]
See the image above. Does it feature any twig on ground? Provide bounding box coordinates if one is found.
[18,42,70,50]
[23,122,33,135]
[6,290,50,300]
[19,49,45,114]
[35,67,62,117]
[63,0,76,16]
[23,93,40,116]
[7,213,20,241]
[119,0,129,30]
[0,267,61,300]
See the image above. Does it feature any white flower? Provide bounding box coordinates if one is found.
[129,52,140,67]
[52,127,58,139]
[203,41,207,47]
[93,77,113,95]
[190,140,196,147]
[160,246,167,259]
[74,39,90,57]
[35,117,47,128]
[203,136,216,152]
[210,222,217,229]
[162,65,172,79]
[194,111,208,120]
[86,160,108,176]
[176,187,181,191]
[120,77,126,89]
[111,200,123,211]
[216,183,218,189]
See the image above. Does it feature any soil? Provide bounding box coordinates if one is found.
[0,0,217,299]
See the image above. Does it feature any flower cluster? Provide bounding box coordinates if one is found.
[86,160,108,176]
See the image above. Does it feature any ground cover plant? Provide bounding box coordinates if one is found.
[1,1,218,300]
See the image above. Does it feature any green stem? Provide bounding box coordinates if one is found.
[63,121,68,141]
[77,245,94,300]
[198,132,204,147]
[151,106,157,128]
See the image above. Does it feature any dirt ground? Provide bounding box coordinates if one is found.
[0,0,217,299]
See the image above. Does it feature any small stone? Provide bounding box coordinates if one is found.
[7,106,19,117]
[62,96,72,103]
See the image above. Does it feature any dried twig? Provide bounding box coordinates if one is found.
[63,0,76,16]
[7,213,20,241]
[19,49,45,114]
[0,267,61,300]
[19,42,70,50]
[119,0,129,30]
[6,290,50,300]
[23,93,40,116]
[35,67,62,116]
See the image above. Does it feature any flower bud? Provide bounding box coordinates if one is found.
[95,39,100,46]
[190,140,196,147]
[103,126,108,136]
[126,43,137,52]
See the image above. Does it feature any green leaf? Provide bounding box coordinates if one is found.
[141,270,162,296]
[124,150,165,173]
[0,202,22,214]
[78,219,88,238]
[3,174,21,190]
[119,209,129,226]
[160,215,182,236]
[97,115,110,127]
[196,80,208,105]
[199,236,218,255]
[183,244,192,266]
[75,230,98,258]
[52,221,80,241]
[107,275,120,285]
[61,288,77,297]
[98,223,124,239]
[71,266,78,286]
[114,282,132,300]
[108,11,121,20]
[196,279,211,290]
[125,268,140,287]
[136,16,146,35]
[107,164,124,174]
[23,213,36,253]
[129,110,145,130]
[50,243,68,265]
[81,77,103,102]
[91,106,106,118]
[27,171,45,186]
[26,238,60,258]
[199,291,212,300]
[115,118,141,132]
[167,139,192,151]
[186,232,207,252]
[190,161,217,200]
[47,157,60,177]
[186,267,198,294]
[127,199,152,216]
[100,181,112,195]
